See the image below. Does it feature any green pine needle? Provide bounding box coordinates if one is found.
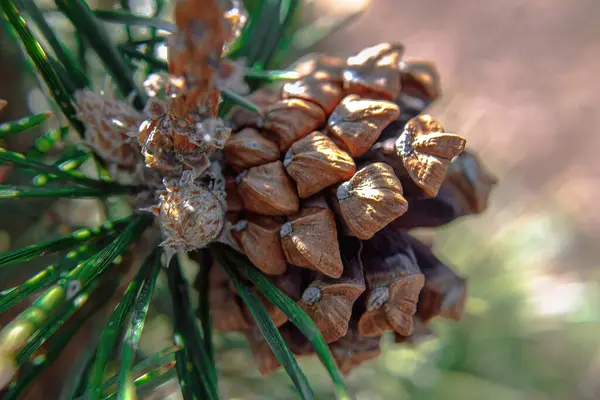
[66,214,152,286]
[0,147,142,192]
[1,0,84,135]
[0,243,100,313]
[78,346,182,399]
[27,127,69,159]
[119,37,167,48]
[0,185,135,199]
[0,216,132,267]
[117,249,162,399]
[33,153,91,186]
[16,279,101,365]
[86,246,160,400]
[210,243,351,400]
[259,0,299,70]
[3,281,115,400]
[103,362,177,400]
[3,324,81,400]
[244,69,300,81]
[94,10,176,33]
[54,0,145,109]
[214,250,315,400]
[18,0,89,89]
[0,111,52,139]
[118,44,168,71]
[220,88,263,115]
[193,251,215,364]
[13,215,152,366]
[168,259,219,400]
[174,339,196,400]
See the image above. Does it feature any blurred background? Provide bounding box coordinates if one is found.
[1,0,600,399]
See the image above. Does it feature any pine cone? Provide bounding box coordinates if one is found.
[212,43,497,375]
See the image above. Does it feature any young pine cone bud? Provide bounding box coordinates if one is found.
[284,132,356,198]
[343,43,405,101]
[298,237,366,343]
[147,184,225,254]
[328,95,400,158]
[395,114,466,197]
[224,127,280,172]
[358,229,424,337]
[280,205,343,278]
[335,163,408,240]
[74,88,145,168]
[236,161,299,216]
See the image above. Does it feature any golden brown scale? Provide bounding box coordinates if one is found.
[294,54,346,82]
[328,95,400,158]
[298,237,365,343]
[225,176,244,212]
[282,79,344,114]
[230,86,280,128]
[343,43,405,101]
[444,150,498,214]
[224,127,280,172]
[284,132,356,199]
[232,215,287,276]
[236,161,299,216]
[395,114,466,197]
[262,99,326,151]
[334,163,408,240]
[280,205,344,279]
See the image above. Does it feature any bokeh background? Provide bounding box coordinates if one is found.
[1,0,600,398]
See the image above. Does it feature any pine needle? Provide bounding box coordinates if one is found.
[117,249,162,399]
[214,250,315,400]
[85,246,161,400]
[0,112,53,139]
[0,216,132,267]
